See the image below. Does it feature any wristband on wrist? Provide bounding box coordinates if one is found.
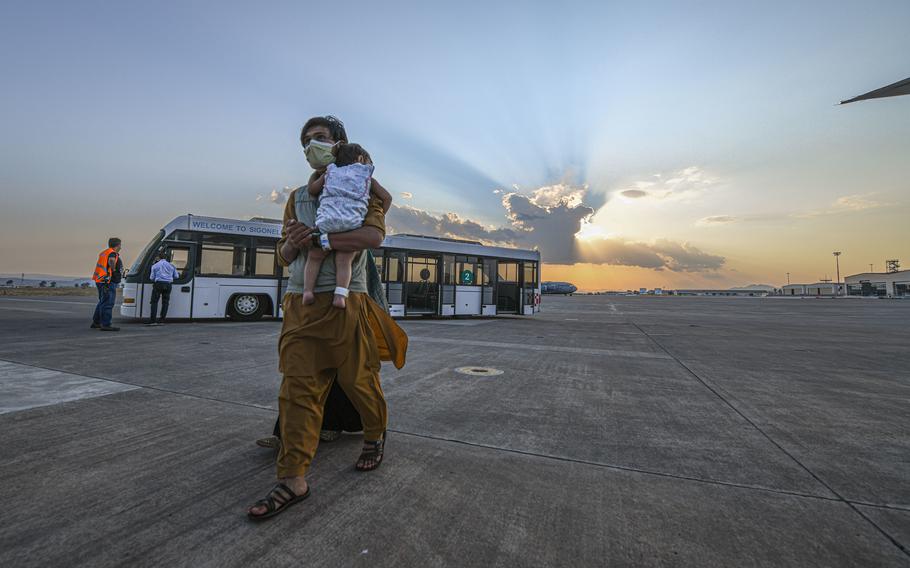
[319,233,332,251]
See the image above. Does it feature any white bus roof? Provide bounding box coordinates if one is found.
[163,214,282,239]
[162,215,539,261]
[381,234,539,261]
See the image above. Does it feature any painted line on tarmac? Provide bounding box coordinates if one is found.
[388,428,843,504]
[631,321,910,558]
[408,336,671,360]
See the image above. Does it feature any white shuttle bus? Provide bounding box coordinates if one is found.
[121,215,540,321]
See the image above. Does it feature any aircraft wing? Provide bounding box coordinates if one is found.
[840,77,910,104]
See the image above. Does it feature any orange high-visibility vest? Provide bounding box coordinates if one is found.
[92,248,118,283]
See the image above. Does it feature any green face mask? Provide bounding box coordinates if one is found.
[304,140,336,169]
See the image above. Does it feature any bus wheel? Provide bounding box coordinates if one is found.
[228,294,264,321]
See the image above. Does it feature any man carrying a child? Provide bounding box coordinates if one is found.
[247,116,407,520]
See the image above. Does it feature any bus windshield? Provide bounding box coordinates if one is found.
[128,229,164,279]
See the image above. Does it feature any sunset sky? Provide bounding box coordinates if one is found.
[1,1,908,289]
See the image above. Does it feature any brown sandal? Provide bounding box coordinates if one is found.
[355,432,386,472]
[255,436,281,449]
[247,482,310,521]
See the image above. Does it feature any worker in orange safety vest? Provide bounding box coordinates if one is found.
[91,237,123,331]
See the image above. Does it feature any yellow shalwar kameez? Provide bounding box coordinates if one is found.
[275,187,407,478]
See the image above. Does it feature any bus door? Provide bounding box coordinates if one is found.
[454,256,482,315]
[384,251,405,316]
[481,258,496,315]
[405,254,439,315]
[251,240,283,318]
[138,241,195,320]
[521,261,539,315]
[496,261,520,314]
[440,255,456,316]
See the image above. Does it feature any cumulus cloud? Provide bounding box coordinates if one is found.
[268,186,295,205]
[386,181,725,272]
[400,192,413,199]
[616,166,718,202]
[579,238,724,272]
[525,183,587,208]
[387,205,522,244]
[500,185,594,264]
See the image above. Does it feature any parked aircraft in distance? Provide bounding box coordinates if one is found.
[541,281,577,295]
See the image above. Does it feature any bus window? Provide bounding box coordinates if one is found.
[481,259,495,286]
[386,252,405,282]
[455,256,479,286]
[442,255,455,284]
[199,235,249,277]
[407,256,438,283]
[169,247,192,281]
[523,262,538,285]
[498,262,518,282]
[127,230,164,281]
[254,247,276,277]
[386,251,405,304]
[371,250,385,282]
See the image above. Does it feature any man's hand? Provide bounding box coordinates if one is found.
[285,219,316,250]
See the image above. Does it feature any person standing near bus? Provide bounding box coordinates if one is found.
[247,115,407,520]
[91,237,123,332]
[147,251,179,325]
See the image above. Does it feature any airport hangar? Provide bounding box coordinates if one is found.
[781,283,845,297]
[844,269,910,297]
[779,270,910,298]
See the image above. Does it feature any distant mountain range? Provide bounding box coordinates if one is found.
[729,284,776,291]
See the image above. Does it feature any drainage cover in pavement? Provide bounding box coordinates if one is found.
[454,366,504,377]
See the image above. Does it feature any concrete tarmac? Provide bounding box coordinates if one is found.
[0,294,908,567]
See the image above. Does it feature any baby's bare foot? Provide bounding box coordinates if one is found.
[333,295,346,309]
[302,291,315,305]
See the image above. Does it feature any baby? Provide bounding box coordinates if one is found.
[303,143,392,308]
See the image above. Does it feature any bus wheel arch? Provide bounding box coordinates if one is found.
[227,293,268,321]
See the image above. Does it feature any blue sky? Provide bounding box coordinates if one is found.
[1,1,908,287]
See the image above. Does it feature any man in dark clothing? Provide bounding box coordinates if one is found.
[148,251,179,325]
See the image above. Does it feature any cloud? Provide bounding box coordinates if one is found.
[616,166,718,202]
[525,182,587,208]
[831,193,883,212]
[269,186,296,205]
[696,215,737,226]
[387,181,725,272]
[400,192,413,199]
[650,239,726,271]
[703,192,887,225]
[500,184,594,264]
[579,238,725,271]
[387,205,522,244]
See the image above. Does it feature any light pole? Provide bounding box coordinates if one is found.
[833,252,842,297]
[869,263,874,273]
[786,272,790,285]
